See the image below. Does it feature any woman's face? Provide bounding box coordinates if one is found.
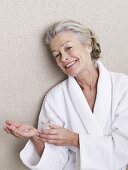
[50,31,92,77]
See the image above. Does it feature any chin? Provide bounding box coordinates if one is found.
[62,66,79,77]
[66,70,78,77]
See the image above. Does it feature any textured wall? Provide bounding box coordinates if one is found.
[0,0,128,169]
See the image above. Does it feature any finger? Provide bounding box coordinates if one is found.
[11,130,24,138]
[9,125,17,132]
[3,126,12,134]
[5,120,21,128]
[41,128,58,135]
[42,139,63,146]
[3,125,25,139]
[36,136,45,143]
[4,124,17,133]
[3,125,21,137]
[5,120,12,125]
[37,129,43,133]
[38,133,59,140]
[49,124,62,129]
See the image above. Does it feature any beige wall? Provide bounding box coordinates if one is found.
[0,0,128,169]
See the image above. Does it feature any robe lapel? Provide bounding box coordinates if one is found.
[68,75,103,135]
[93,61,112,131]
[67,61,112,135]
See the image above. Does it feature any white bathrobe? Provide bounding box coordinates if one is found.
[20,61,128,170]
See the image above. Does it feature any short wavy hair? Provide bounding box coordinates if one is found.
[45,20,101,61]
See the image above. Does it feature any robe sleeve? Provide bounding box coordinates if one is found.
[79,90,128,170]
[20,96,69,170]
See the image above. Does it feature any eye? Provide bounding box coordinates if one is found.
[65,46,72,51]
[54,53,61,58]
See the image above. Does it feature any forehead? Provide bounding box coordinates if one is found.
[50,31,80,49]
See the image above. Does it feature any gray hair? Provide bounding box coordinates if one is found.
[45,20,101,61]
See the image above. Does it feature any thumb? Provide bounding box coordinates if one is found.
[49,124,62,129]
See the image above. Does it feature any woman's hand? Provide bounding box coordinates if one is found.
[4,120,38,139]
[37,124,79,148]
[4,120,45,157]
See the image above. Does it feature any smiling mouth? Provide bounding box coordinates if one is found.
[65,60,77,69]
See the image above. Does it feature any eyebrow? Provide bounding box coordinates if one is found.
[51,41,70,53]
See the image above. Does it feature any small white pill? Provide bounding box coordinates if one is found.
[25,129,28,132]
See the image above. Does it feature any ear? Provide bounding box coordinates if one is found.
[85,39,92,53]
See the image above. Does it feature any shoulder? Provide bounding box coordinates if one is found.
[109,71,128,87]
[109,71,128,95]
[98,61,128,88]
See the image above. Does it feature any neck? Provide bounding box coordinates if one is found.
[75,61,99,90]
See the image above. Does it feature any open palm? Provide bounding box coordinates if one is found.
[4,120,38,139]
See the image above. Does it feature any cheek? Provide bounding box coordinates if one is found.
[56,60,64,69]
[70,51,80,58]
[70,48,86,58]
[56,61,68,73]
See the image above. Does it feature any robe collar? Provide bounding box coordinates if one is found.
[67,61,112,135]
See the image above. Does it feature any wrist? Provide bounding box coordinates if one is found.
[72,133,79,148]
[31,136,44,146]
[31,136,45,157]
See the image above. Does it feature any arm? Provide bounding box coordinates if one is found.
[31,136,45,157]
[20,97,69,170]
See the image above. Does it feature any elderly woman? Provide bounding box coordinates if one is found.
[4,20,128,170]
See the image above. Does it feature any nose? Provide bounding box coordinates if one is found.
[61,52,69,62]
